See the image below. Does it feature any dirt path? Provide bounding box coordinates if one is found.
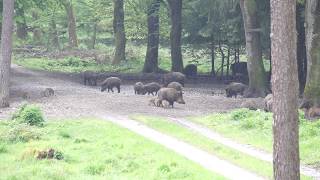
[169,117,320,179]
[99,114,264,180]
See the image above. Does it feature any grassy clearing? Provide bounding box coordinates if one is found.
[131,115,274,179]
[0,119,224,180]
[189,109,320,169]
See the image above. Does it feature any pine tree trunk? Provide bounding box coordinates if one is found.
[112,0,126,65]
[271,0,300,179]
[63,0,78,48]
[143,0,160,73]
[304,0,320,107]
[211,37,215,76]
[167,0,183,72]
[226,47,230,78]
[32,11,42,44]
[91,21,97,49]
[49,18,60,51]
[16,7,28,40]
[218,42,225,78]
[240,0,267,97]
[0,0,14,107]
[296,3,307,94]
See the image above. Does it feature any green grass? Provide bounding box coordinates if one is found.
[189,109,320,169]
[131,115,274,179]
[0,119,224,180]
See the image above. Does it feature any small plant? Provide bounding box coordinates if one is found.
[86,164,105,175]
[4,124,41,143]
[53,151,64,160]
[12,104,45,126]
[0,143,7,153]
[59,131,71,138]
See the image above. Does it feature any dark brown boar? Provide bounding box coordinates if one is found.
[225,82,247,98]
[157,88,185,108]
[143,82,161,96]
[163,72,186,87]
[83,71,100,86]
[167,82,183,92]
[134,82,145,95]
[183,64,197,77]
[101,77,121,93]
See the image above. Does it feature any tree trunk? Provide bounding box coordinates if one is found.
[91,21,97,49]
[112,0,126,65]
[218,42,225,78]
[49,18,60,51]
[143,0,160,73]
[240,0,267,97]
[167,0,183,72]
[304,0,320,108]
[32,11,42,44]
[62,0,78,48]
[211,37,215,76]
[16,7,28,39]
[226,47,231,78]
[0,0,14,107]
[271,0,300,179]
[297,3,307,94]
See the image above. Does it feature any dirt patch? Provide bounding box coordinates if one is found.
[0,64,262,120]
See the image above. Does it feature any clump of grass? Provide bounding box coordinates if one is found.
[0,142,8,153]
[3,124,41,143]
[12,104,44,127]
[59,131,71,139]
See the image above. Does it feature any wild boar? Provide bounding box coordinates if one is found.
[144,82,161,96]
[83,71,100,86]
[157,88,185,108]
[167,82,183,92]
[163,72,186,87]
[225,82,247,98]
[101,77,121,93]
[134,82,146,95]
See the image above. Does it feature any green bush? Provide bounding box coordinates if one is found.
[12,104,44,126]
[4,124,41,143]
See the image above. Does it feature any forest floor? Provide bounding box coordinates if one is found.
[0,64,319,179]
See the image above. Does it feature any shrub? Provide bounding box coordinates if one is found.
[4,124,41,143]
[12,104,44,126]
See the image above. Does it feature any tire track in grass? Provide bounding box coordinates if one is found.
[98,114,264,180]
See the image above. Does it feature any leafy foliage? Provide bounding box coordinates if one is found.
[11,104,45,127]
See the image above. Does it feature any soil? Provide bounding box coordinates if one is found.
[0,64,265,120]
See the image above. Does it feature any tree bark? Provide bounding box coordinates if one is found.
[62,0,78,48]
[48,18,60,51]
[167,0,183,72]
[143,0,160,73]
[218,42,225,78]
[240,0,267,97]
[0,0,14,107]
[226,47,231,78]
[211,37,215,76]
[271,0,300,179]
[16,7,28,39]
[32,11,42,44]
[304,0,320,107]
[112,0,126,65]
[91,21,97,49]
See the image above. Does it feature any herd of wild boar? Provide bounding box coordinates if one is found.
[83,70,276,110]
